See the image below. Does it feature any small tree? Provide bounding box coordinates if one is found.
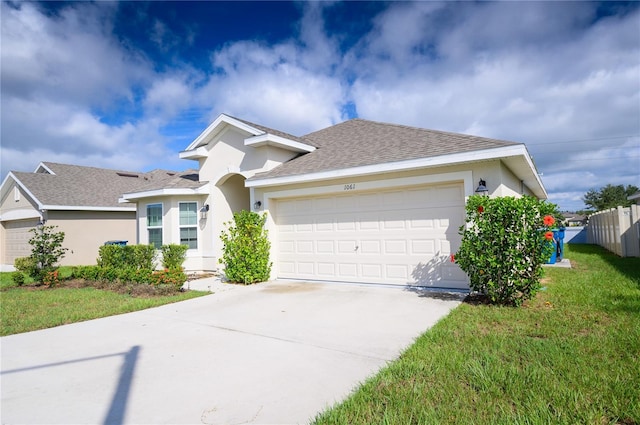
[454,196,558,306]
[219,211,272,284]
[28,225,68,281]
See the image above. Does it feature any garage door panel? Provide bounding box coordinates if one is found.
[360,240,381,254]
[338,263,357,277]
[412,240,436,255]
[317,263,335,276]
[275,183,469,289]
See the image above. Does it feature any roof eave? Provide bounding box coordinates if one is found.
[247,145,547,198]
[40,205,137,212]
[245,134,316,153]
[179,146,208,159]
[119,185,209,202]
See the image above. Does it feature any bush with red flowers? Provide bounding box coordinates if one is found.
[454,195,559,306]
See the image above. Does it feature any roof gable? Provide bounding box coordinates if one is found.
[180,113,315,159]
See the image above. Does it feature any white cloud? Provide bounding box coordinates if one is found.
[201,3,346,134]
[0,2,194,175]
[1,0,637,213]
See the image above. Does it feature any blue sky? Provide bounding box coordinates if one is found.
[1,1,639,212]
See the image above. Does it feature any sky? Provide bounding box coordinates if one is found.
[1,1,639,212]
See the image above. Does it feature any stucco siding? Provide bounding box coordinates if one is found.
[46,211,136,266]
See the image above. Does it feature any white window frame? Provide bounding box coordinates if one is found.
[146,203,163,249]
[178,201,198,250]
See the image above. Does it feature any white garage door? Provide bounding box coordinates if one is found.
[275,183,469,289]
[3,219,38,265]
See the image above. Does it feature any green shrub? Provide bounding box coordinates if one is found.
[42,269,60,287]
[98,244,157,270]
[14,257,37,277]
[161,244,188,270]
[220,210,272,284]
[455,195,558,306]
[134,245,157,270]
[12,271,25,286]
[72,265,102,281]
[151,268,187,288]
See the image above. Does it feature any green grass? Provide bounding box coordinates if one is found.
[313,245,640,425]
[0,272,208,336]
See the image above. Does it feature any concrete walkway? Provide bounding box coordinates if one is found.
[1,280,463,424]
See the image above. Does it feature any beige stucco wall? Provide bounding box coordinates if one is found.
[46,210,136,266]
[137,126,300,272]
[198,127,299,183]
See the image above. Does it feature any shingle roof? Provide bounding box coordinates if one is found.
[250,118,519,180]
[12,162,205,209]
[228,115,316,146]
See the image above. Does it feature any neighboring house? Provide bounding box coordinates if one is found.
[0,162,193,269]
[121,114,547,290]
[562,212,587,227]
[628,191,640,205]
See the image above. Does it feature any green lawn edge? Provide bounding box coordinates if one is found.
[0,274,208,336]
[313,244,640,425]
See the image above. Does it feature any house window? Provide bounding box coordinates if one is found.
[179,202,198,249]
[147,203,163,249]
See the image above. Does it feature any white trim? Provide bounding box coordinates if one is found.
[34,162,55,174]
[245,133,315,153]
[40,205,136,212]
[120,186,208,202]
[183,114,263,152]
[247,145,529,188]
[179,146,208,159]
[178,201,199,250]
[0,209,42,221]
[262,171,473,204]
[146,202,164,248]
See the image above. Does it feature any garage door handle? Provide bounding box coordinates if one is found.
[354,245,359,252]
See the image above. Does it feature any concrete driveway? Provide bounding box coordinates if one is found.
[1,280,463,424]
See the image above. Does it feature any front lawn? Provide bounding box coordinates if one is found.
[0,271,208,336]
[313,245,640,424]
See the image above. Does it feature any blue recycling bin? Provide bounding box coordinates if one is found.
[544,228,565,264]
[546,238,557,264]
[104,240,128,246]
[556,228,565,261]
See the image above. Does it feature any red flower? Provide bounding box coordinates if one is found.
[543,215,555,227]
[477,205,484,213]
[544,231,554,241]
[450,254,456,263]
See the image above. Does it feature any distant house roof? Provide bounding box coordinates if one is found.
[3,162,203,211]
[628,191,640,203]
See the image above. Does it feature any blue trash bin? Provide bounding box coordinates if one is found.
[543,229,557,264]
[104,240,128,246]
[556,228,565,261]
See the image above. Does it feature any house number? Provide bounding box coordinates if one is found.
[344,183,356,191]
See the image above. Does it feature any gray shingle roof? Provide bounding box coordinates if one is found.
[12,162,205,209]
[228,115,316,146]
[250,118,519,180]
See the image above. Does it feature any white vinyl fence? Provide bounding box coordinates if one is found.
[587,205,640,257]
